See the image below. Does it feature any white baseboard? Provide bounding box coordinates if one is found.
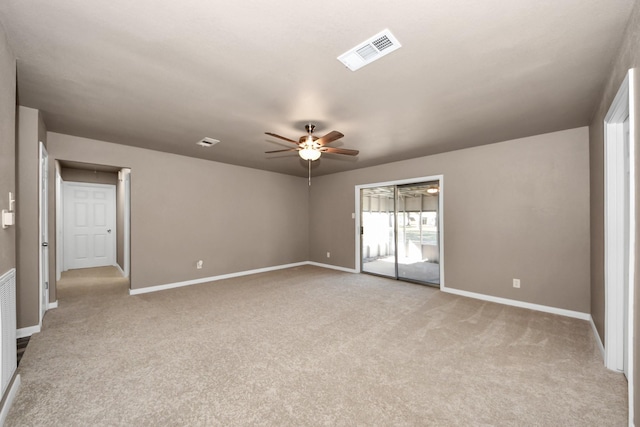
[127,263,589,324]
[589,316,605,359]
[48,300,58,310]
[129,262,309,296]
[17,325,41,338]
[440,286,591,320]
[115,263,125,277]
[307,261,357,273]
[0,374,20,426]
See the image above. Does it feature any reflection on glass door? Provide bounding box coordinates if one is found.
[361,186,396,278]
[361,181,440,286]
[397,183,440,284]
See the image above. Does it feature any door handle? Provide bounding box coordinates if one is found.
[42,242,48,247]
[107,229,112,233]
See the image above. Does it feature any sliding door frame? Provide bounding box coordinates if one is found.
[355,175,444,287]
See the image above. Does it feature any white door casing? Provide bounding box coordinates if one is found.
[38,142,49,323]
[123,169,131,278]
[603,69,635,426]
[63,182,116,270]
[55,166,63,281]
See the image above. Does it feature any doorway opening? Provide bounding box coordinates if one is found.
[356,176,443,287]
[54,161,131,301]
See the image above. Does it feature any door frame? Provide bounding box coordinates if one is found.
[62,181,117,271]
[122,169,131,278]
[38,141,49,324]
[355,175,444,287]
[55,164,63,281]
[604,68,635,424]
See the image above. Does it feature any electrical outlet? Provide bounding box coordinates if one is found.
[513,278,520,288]
[197,260,203,269]
[327,252,331,258]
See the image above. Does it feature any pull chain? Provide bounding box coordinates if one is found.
[308,159,311,186]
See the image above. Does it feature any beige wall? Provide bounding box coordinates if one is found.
[587,1,640,421]
[16,106,46,329]
[0,23,15,275]
[309,127,590,313]
[47,132,309,297]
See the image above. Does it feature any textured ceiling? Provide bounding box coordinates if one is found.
[0,0,635,177]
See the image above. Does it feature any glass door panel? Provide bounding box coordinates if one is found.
[397,182,440,285]
[361,186,396,278]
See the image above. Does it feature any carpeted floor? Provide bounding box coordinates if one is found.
[6,265,627,426]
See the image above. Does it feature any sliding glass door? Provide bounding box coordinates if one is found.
[361,186,396,278]
[361,181,440,286]
[397,183,440,284]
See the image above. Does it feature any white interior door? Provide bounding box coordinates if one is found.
[63,182,116,270]
[38,142,49,322]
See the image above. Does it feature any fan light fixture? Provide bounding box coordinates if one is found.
[264,124,358,185]
[299,147,321,161]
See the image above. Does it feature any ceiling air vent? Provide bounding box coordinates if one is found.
[196,137,219,148]
[338,29,402,71]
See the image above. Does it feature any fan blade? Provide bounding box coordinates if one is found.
[315,130,344,146]
[265,148,299,153]
[321,147,359,156]
[265,132,300,145]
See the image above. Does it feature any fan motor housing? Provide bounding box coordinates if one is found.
[298,135,319,144]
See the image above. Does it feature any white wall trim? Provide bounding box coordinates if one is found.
[0,374,20,426]
[627,68,636,427]
[55,164,63,282]
[307,261,357,273]
[115,263,125,278]
[128,262,589,323]
[590,316,605,360]
[440,286,590,320]
[603,69,635,427]
[122,169,131,278]
[17,325,41,339]
[48,300,58,309]
[38,141,49,328]
[129,262,309,295]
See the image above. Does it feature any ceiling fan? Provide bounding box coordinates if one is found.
[265,124,359,161]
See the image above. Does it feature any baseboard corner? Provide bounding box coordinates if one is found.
[17,325,41,339]
[589,315,605,359]
[0,374,20,425]
[115,263,125,277]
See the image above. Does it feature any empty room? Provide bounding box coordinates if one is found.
[0,0,638,425]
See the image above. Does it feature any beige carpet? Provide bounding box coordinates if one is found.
[7,265,627,426]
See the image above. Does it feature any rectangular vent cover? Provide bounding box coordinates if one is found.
[338,29,401,71]
[196,137,220,148]
[0,268,16,396]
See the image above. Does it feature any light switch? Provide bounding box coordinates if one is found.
[2,210,15,229]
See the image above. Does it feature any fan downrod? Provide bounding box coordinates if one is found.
[305,124,316,134]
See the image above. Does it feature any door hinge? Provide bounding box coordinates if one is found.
[361,226,364,235]
[45,281,49,290]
